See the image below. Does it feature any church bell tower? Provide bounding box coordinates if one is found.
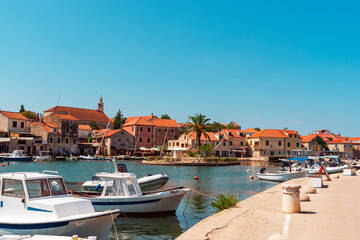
[98,95,104,113]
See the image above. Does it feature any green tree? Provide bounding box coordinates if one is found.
[226,123,238,129]
[19,104,25,113]
[114,109,126,129]
[254,127,261,131]
[207,121,224,132]
[198,144,215,157]
[90,121,99,130]
[160,113,171,119]
[21,111,36,120]
[186,113,211,148]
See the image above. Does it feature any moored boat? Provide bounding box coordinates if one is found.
[256,170,307,182]
[0,150,32,162]
[74,171,188,215]
[0,171,120,239]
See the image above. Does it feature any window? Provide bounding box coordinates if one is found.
[73,138,76,144]
[250,141,252,145]
[296,141,300,148]
[289,135,292,138]
[158,129,162,133]
[181,143,184,147]
[223,142,226,146]
[140,127,143,132]
[26,179,50,198]
[266,140,269,146]
[287,141,290,147]
[126,138,129,143]
[118,138,121,143]
[50,138,53,143]
[21,122,24,128]
[139,138,143,143]
[2,179,25,198]
[165,129,167,133]
[230,141,233,146]
[241,141,244,146]
[279,141,282,146]
[147,127,151,132]
[48,178,67,196]
[171,129,174,133]
[176,142,179,146]
[126,179,137,195]
[58,138,60,143]
[66,138,68,144]
[12,121,17,128]
[147,138,150,143]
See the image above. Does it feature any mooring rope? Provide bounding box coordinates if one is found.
[110,211,119,240]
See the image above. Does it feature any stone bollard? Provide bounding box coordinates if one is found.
[282,184,301,213]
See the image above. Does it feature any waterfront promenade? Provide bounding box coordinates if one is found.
[177,172,360,240]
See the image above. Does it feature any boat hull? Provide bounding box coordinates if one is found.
[0,211,120,240]
[0,157,32,162]
[89,189,188,215]
[307,165,349,174]
[256,171,307,182]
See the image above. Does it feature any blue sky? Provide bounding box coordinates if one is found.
[0,1,359,136]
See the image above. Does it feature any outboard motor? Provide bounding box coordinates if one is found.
[260,167,266,174]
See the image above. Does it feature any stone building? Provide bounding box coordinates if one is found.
[150,119,179,148]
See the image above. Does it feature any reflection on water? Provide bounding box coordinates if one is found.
[0,160,278,240]
[111,215,183,240]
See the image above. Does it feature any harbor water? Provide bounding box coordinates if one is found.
[0,160,278,239]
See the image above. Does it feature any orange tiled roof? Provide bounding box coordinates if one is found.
[186,131,219,141]
[0,111,29,121]
[151,119,178,128]
[126,115,157,123]
[301,134,318,143]
[283,130,299,135]
[328,139,347,144]
[79,124,92,131]
[222,129,244,138]
[54,114,78,121]
[248,129,288,138]
[123,117,154,126]
[348,137,360,143]
[44,106,110,123]
[104,129,121,137]
[44,122,58,128]
[240,128,259,133]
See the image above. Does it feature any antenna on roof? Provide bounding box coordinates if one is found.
[57,95,61,106]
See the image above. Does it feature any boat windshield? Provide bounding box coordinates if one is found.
[26,179,51,198]
[105,179,125,196]
[48,178,67,196]
[2,179,25,198]
[126,179,137,195]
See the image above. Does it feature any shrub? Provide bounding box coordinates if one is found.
[198,144,214,157]
[211,193,239,212]
[188,150,197,157]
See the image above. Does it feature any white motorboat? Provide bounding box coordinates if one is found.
[82,162,169,192]
[79,155,97,160]
[34,151,52,162]
[0,150,32,162]
[306,163,349,174]
[0,171,120,239]
[256,170,307,182]
[73,171,189,215]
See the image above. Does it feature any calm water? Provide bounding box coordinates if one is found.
[0,161,278,239]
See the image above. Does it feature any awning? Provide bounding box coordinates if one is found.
[168,147,188,151]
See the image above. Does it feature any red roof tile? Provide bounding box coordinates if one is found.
[123,117,154,126]
[301,134,318,143]
[126,115,157,123]
[186,132,218,141]
[240,128,259,133]
[222,129,244,138]
[44,106,110,123]
[54,114,78,121]
[0,111,29,121]
[79,124,92,131]
[151,119,178,128]
[248,129,288,138]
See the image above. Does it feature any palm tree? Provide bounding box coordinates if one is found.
[186,113,211,148]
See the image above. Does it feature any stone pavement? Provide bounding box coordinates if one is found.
[177,172,360,240]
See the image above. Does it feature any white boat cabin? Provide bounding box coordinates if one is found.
[0,171,95,222]
[97,172,143,198]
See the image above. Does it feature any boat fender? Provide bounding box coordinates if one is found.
[247,169,250,173]
[249,175,254,179]
[194,176,199,180]
[95,183,101,191]
[0,164,4,167]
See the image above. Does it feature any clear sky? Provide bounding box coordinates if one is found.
[0,1,359,136]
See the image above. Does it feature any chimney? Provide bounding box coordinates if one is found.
[151,113,153,118]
